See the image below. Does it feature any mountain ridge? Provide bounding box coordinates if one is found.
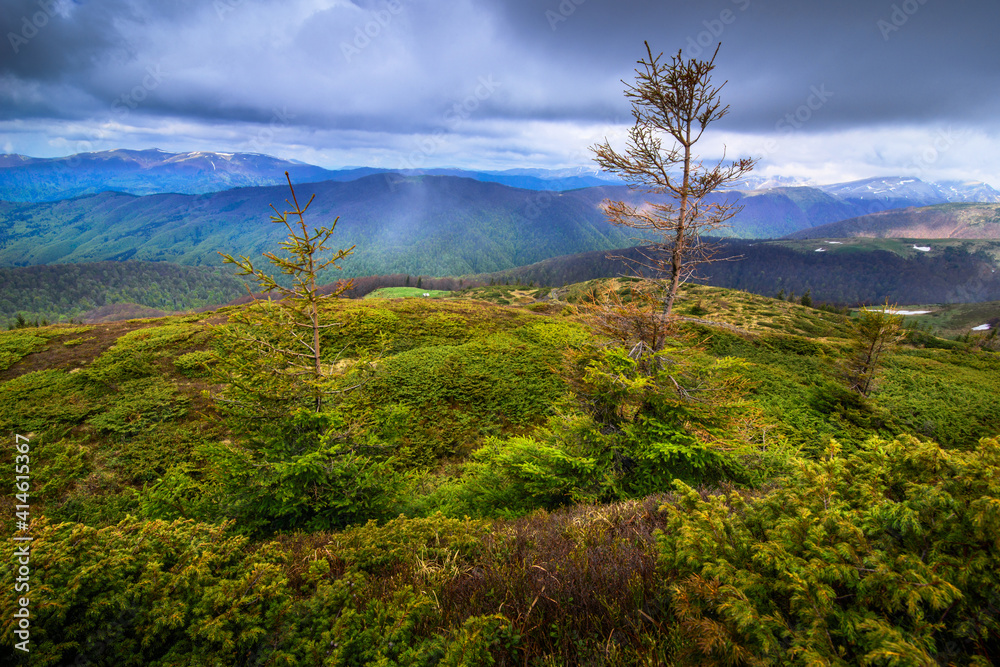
[7,174,1000,279]
[786,203,1000,240]
[0,149,625,202]
[4,148,999,206]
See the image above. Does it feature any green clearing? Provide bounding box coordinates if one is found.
[364,286,453,299]
[888,299,1000,336]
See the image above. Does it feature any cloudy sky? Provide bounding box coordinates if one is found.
[1,0,998,184]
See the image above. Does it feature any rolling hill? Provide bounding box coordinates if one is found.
[1,281,998,664]
[0,174,643,278]
[472,238,1000,306]
[6,172,1000,287]
[786,203,1000,240]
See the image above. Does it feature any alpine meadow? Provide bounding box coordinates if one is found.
[3,1,1000,665]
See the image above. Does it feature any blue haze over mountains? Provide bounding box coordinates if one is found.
[2,149,1000,278]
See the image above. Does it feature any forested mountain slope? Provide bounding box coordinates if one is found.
[0,175,638,277]
[9,174,1000,284]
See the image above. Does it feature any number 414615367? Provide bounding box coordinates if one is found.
[15,434,30,520]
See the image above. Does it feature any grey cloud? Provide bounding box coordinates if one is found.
[2,0,999,181]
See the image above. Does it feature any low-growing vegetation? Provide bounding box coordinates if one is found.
[1,274,998,664]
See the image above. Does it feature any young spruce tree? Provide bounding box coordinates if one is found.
[219,172,355,413]
[844,301,904,397]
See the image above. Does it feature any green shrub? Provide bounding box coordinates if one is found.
[172,350,216,377]
[0,330,47,370]
[0,518,288,666]
[62,336,95,347]
[760,333,826,356]
[0,369,96,433]
[659,435,1000,665]
[84,324,202,387]
[449,436,605,518]
[346,333,566,462]
[145,409,404,536]
[87,377,189,436]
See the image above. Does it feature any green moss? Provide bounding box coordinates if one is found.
[173,350,216,377]
[0,330,48,370]
[0,369,96,433]
[87,377,189,436]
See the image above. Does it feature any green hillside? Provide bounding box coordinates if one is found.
[1,281,998,664]
[7,174,989,286]
[0,261,244,328]
[0,175,638,277]
[473,238,1000,307]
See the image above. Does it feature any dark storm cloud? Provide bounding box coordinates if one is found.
[1,0,998,181]
[483,0,1000,131]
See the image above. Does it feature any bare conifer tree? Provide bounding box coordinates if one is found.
[592,42,756,317]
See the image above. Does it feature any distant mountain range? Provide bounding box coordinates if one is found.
[786,203,1000,240]
[4,149,1000,282]
[0,149,622,202]
[472,238,1000,306]
[728,175,1000,205]
[813,177,1000,206]
[0,150,337,202]
[4,149,999,208]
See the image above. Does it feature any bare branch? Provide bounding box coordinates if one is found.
[590,41,757,318]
